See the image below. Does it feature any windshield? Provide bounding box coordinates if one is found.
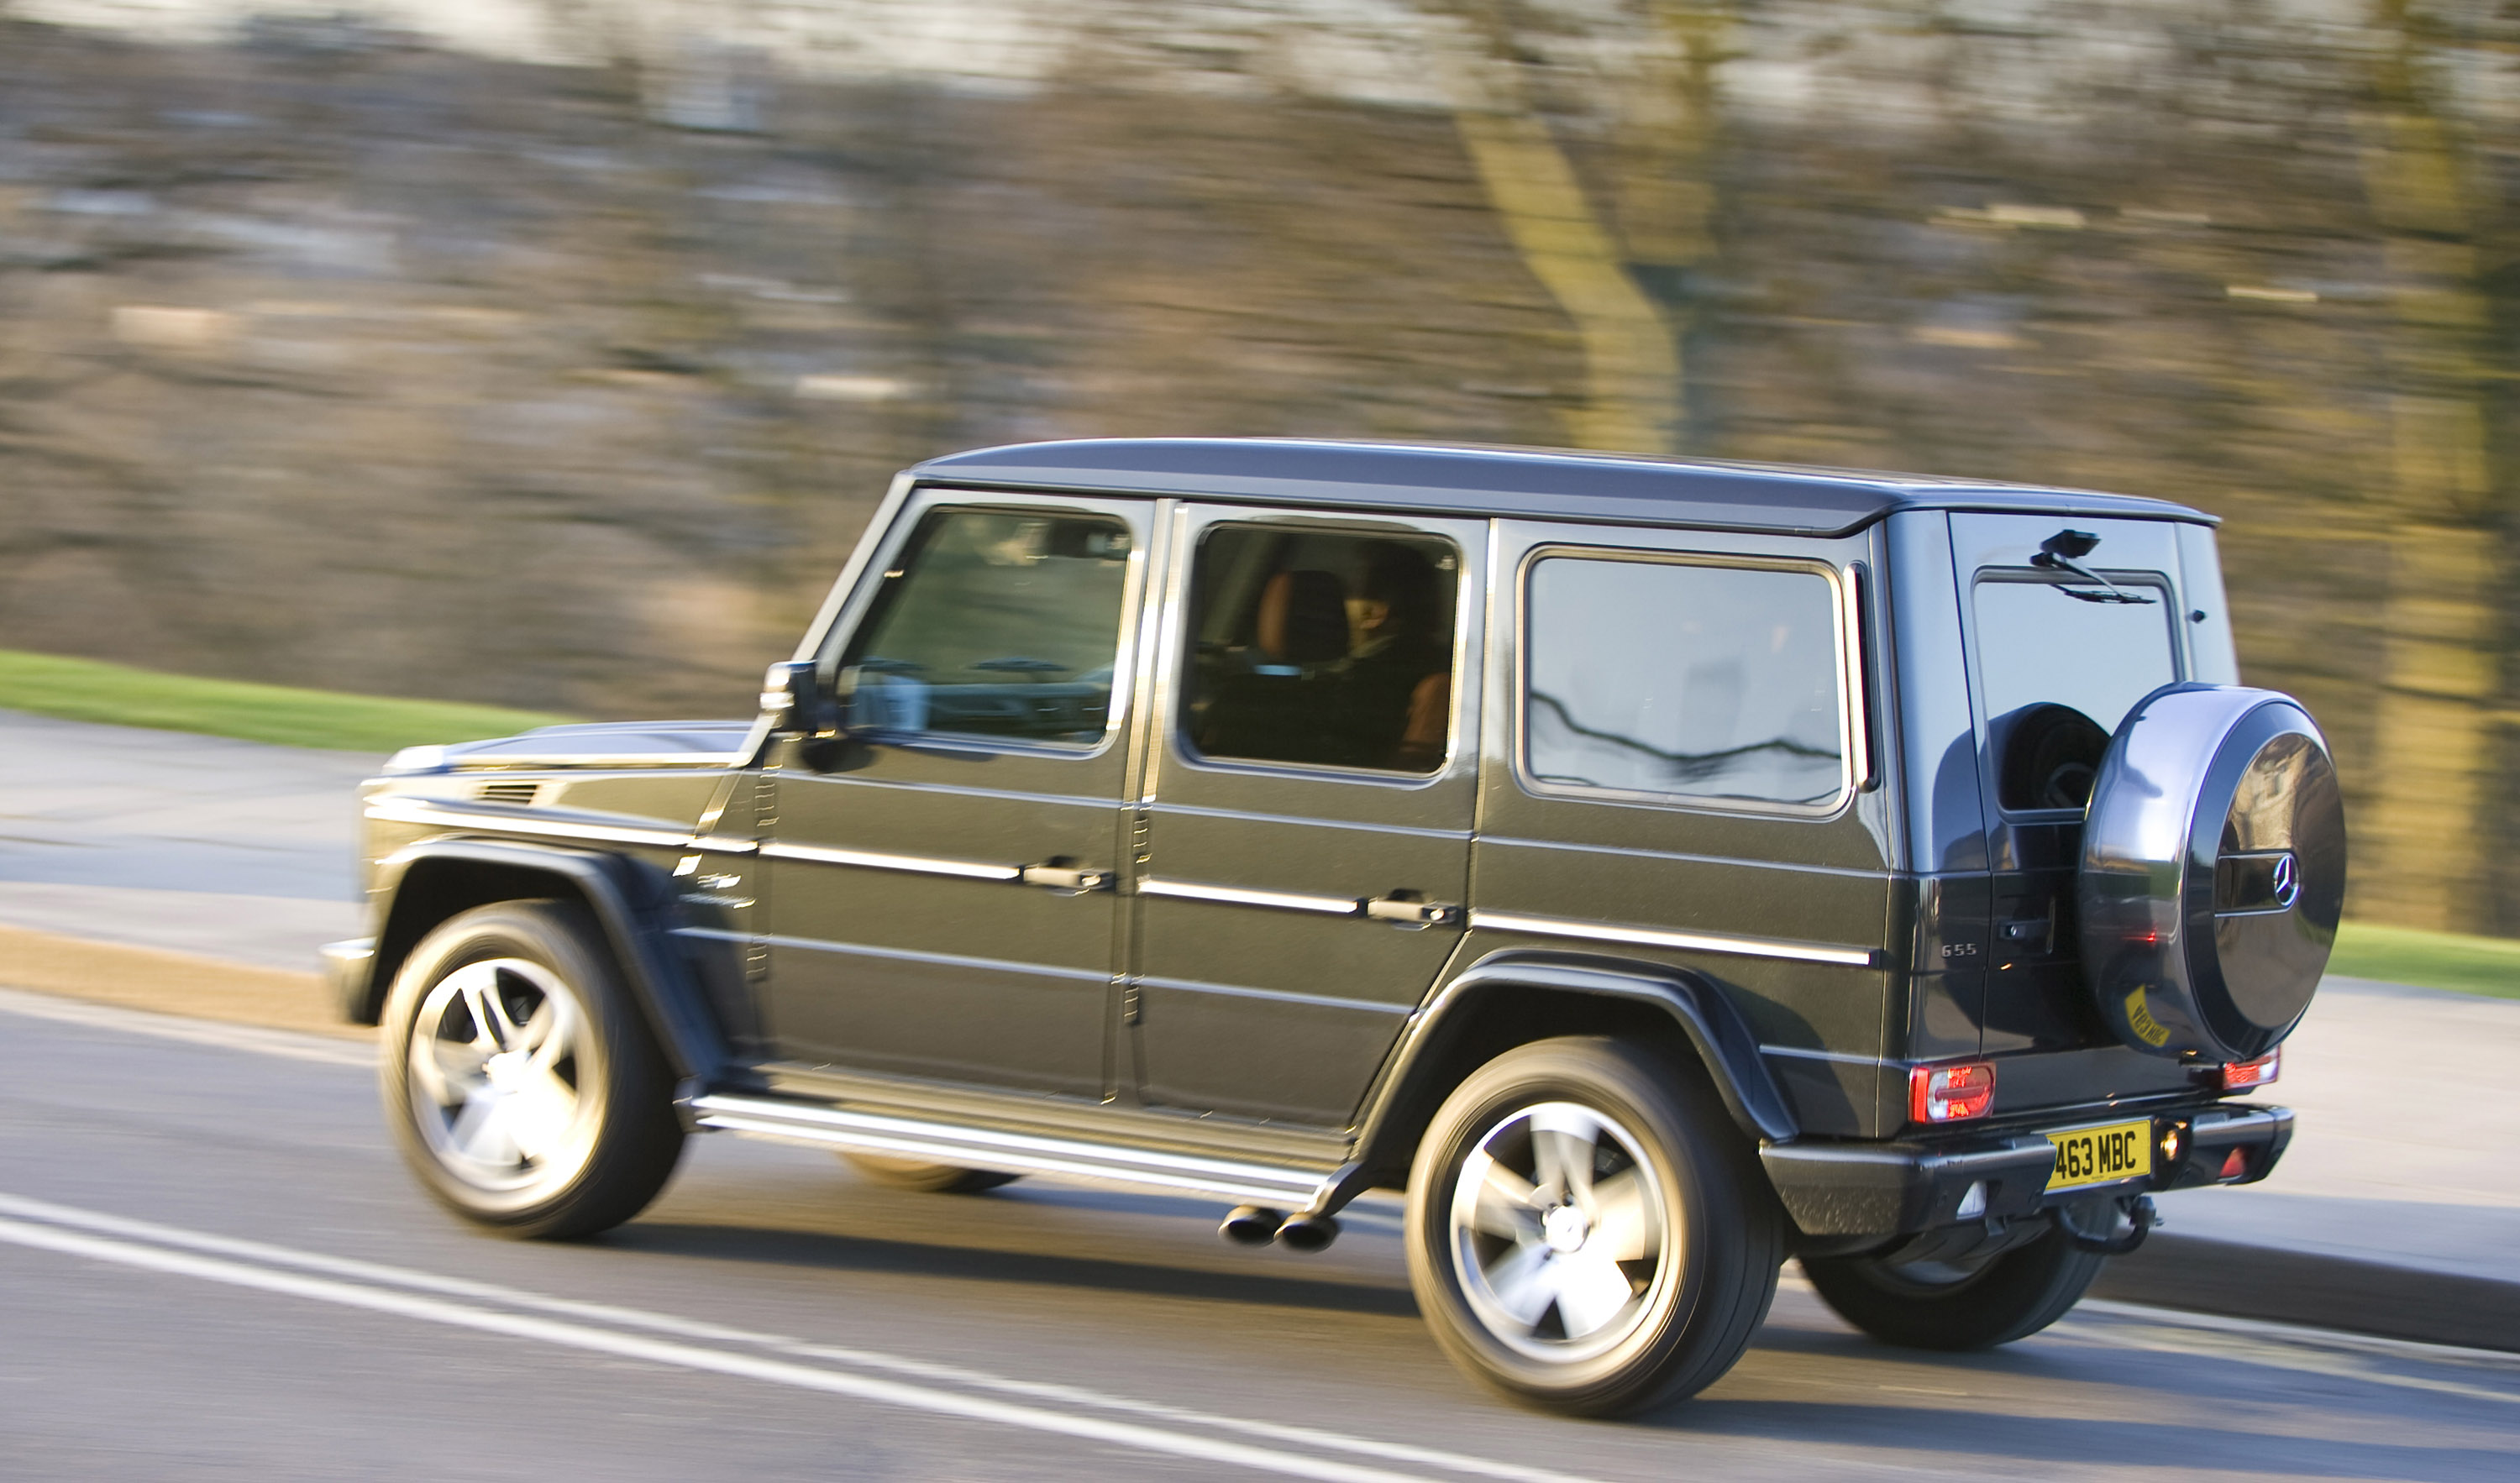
[1972,572,2179,811]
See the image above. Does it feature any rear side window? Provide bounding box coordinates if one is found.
[1179,523,1461,774]
[1522,555,1849,809]
[836,507,1133,747]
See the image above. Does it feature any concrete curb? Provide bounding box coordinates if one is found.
[0,925,361,1040]
[2090,1231,2520,1355]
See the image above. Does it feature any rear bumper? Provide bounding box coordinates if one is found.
[1761,1102,2292,1238]
[322,937,378,1024]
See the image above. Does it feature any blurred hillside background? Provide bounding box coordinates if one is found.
[2,0,2517,935]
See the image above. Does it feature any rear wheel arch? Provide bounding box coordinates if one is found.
[1355,956,1798,1187]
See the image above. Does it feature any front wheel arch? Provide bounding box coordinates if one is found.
[360,841,730,1084]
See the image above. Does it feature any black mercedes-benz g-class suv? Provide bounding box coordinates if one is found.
[329,438,2341,1416]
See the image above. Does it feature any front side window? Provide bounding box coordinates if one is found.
[1523,556,1848,808]
[1179,524,1461,774]
[1972,573,2179,810]
[836,507,1133,747]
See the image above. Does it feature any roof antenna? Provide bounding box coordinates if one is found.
[2031,530,2156,605]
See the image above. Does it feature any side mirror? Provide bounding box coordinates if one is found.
[764,660,881,773]
[759,661,823,736]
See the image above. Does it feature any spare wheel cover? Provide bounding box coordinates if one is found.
[2078,684,2347,1061]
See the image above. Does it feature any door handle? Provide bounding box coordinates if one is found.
[1363,892,1462,928]
[1021,861,1112,893]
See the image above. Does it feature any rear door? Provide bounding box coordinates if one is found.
[1124,506,1486,1126]
[1467,521,1897,1136]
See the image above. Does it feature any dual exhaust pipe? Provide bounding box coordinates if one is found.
[1220,1204,1341,1252]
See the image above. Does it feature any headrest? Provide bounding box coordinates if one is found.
[1257,569,1351,664]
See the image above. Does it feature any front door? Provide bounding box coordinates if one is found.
[1126,506,1485,1126]
[757,491,1152,1099]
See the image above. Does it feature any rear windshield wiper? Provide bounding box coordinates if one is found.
[2032,529,2158,605]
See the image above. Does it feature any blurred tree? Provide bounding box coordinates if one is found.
[2352,0,2511,931]
[1431,2,1707,453]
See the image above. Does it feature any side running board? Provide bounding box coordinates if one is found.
[686,1092,1343,1211]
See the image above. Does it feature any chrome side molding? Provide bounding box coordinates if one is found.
[686,1092,1339,1208]
[367,799,1110,893]
[758,840,1021,882]
[1467,909,1881,968]
[1137,877,1363,916]
[365,797,695,851]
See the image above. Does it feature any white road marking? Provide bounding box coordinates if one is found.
[2050,1313,2520,1406]
[1789,1266,2520,1376]
[18,982,2514,1436]
[2071,1295,2520,1370]
[0,986,374,1066]
[0,1213,1446,1483]
[0,1193,1599,1483]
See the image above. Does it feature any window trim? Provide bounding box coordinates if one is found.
[1511,544,1862,820]
[1969,565,2181,822]
[1163,515,1473,786]
[815,496,1151,763]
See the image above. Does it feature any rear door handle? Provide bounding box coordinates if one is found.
[1363,892,1462,928]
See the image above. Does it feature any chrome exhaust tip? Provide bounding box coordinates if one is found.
[1274,1213,1341,1253]
[1220,1205,1284,1245]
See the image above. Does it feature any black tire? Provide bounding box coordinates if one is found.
[381,899,685,1240]
[1404,1036,1782,1417]
[841,1154,1022,1194]
[1801,1222,2103,1350]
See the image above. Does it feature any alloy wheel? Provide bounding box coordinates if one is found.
[1446,1099,1676,1365]
[405,956,597,1197]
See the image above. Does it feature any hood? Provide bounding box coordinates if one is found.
[382,719,755,774]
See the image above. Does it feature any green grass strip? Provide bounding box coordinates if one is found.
[0,649,575,755]
[2330,920,2520,1000]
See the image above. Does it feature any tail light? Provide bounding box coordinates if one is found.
[1909,1061,1996,1124]
[2219,1046,2281,1093]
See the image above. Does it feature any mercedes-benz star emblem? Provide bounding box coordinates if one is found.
[2269,852,2301,910]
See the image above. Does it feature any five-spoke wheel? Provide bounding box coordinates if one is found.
[1405,1037,1781,1417]
[407,956,594,1197]
[381,900,684,1239]
[1448,1101,1670,1365]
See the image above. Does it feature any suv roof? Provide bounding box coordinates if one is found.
[911,438,2213,538]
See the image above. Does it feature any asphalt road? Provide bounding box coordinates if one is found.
[5,991,2517,1483]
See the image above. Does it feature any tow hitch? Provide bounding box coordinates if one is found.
[2058,1192,2158,1255]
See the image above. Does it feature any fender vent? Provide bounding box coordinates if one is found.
[476,781,543,806]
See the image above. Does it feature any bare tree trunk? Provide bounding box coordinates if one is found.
[1452,110,1680,453]
[1432,3,1722,455]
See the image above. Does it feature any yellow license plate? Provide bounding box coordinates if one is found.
[2045,1119,2153,1192]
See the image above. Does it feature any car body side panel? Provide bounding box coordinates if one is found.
[1472,519,1896,1138]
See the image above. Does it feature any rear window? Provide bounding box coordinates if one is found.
[1972,572,2179,810]
[1522,555,1849,809]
